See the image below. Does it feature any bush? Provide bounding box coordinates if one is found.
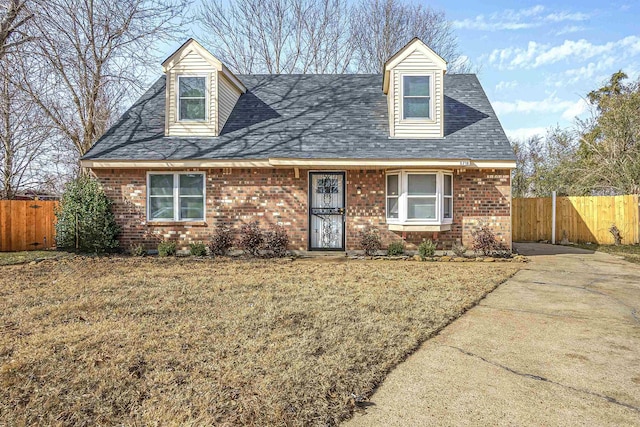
[451,242,467,257]
[472,225,508,256]
[189,241,207,256]
[209,224,235,257]
[239,221,264,257]
[264,225,289,258]
[129,244,147,257]
[158,241,176,257]
[387,241,405,256]
[359,226,381,256]
[418,239,436,259]
[55,176,119,254]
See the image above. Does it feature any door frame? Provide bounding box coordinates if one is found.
[308,171,346,251]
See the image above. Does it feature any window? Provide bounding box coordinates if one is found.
[407,174,436,219]
[148,172,205,221]
[443,174,453,219]
[386,174,399,219]
[385,171,453,224]
[402,75,431,119]
[178,76,206,121]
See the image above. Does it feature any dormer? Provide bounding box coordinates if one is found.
[161,39,246,137]
[382,38,447,139]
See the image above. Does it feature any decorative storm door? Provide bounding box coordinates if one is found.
[309,172,346,250]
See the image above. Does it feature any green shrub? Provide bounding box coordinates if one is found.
[189,241,207,256]
[209,224,235,257]
[55,176,119,254]
[418,239,436,259]
[158,241,176,257]
[130,244,147,257]
[264,225,289,258]
[387,241,405,256]
[359,226,381,256]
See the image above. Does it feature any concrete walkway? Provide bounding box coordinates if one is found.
[346,243,640,426]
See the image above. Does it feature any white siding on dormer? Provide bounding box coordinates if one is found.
[166,50,218,136]
[218,74,242,132]
[391,48,444,139]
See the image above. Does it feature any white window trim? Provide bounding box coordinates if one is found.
[400,72,435,122]
[385,170,453,225]
[147,171,206,222]
[177,74,208,122]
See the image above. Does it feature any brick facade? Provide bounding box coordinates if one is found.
[92,168,511,252]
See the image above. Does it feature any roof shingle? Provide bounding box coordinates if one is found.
[83,74,515,162]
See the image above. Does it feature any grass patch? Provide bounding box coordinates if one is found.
[0,257,519,425]
[0,250,65,266]
[571,243,640,264]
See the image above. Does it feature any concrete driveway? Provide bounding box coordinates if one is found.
[346,243,640,426]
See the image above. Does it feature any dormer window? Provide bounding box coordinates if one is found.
[402,75,431,120]
[178,76,207,121]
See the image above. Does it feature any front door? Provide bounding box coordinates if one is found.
[309,172,345,250]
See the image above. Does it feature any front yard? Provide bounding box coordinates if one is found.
[0,256,519,425]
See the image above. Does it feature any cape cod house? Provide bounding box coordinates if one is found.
[81,38,515,252]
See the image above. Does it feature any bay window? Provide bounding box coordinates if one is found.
[385,171,453,224]
[386,174,399,219]
[148,172,205,221]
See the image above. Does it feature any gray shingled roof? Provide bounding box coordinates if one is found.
[83,74,515,162]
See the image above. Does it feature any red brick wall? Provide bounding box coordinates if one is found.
[92,168,511,252]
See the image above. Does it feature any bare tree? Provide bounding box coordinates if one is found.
[200,0,469,75]
[19,0,190,159]
[0,0,33,60]
[0,54,53,199]
[350,0,470,73]
[199,0,353,74]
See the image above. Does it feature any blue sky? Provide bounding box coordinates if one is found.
[158,0,639,141]
[433,0,640,140]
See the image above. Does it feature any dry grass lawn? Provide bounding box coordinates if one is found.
[0,257,519,426]
[0,250,66,266]
[573,243,640,264]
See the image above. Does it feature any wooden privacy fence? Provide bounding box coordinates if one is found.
[513,195,640,245]
[0,200,58,252]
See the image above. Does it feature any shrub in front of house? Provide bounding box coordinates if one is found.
[472,225,508,257]
[189,241,207,256]
[239,221,264,257]
[387,241,405,256]
[451,242,467,257]
[158,241,176,257]
[129,243,147,257]
[264,225,290,258]
[359,226,381,256]
[418,239,436,259]
[55,176,119,254]
[209,224,235,257]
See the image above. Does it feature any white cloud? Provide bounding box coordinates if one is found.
[558,57,617,85]
[453,5,589,31]
[505,127,548,141]
[488,35,640,69]
[544,12,589,22]
[555,25,586,35]
[493,95,577,116]
[495,80,518,91]
[561,98,589,121]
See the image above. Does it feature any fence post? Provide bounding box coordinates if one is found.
[551,191,557,244]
